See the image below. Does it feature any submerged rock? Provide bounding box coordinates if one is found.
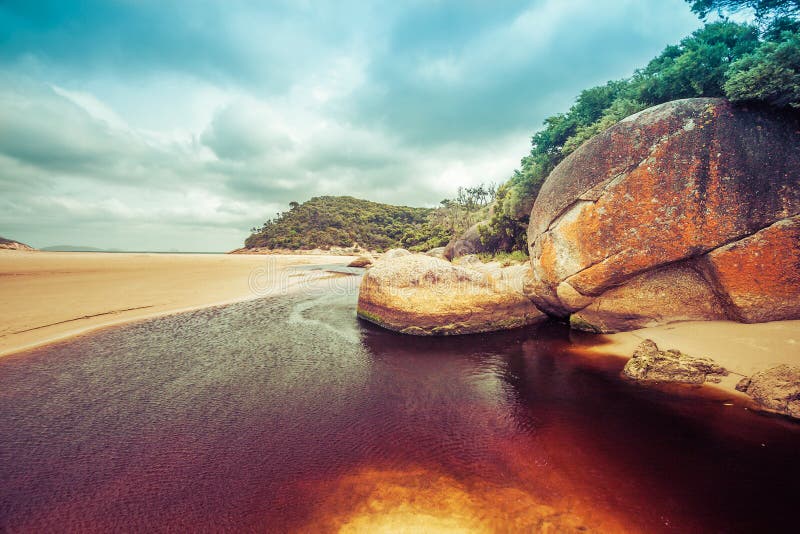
[735,365,800,419]
[622,339,728,384]
[357,253,545,335]
[526,98,800,332]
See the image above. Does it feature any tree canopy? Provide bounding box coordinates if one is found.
[686,0,800,21]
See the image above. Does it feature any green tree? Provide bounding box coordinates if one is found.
[632,22,760,103]
[562,98,647,155]
[763,15,800,39]
[725,30,800,106]
[686,0,800,21]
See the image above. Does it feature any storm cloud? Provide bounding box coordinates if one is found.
[0,0,700,251]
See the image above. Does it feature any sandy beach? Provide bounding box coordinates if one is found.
[582,320,800,395]
[0,250,355,357]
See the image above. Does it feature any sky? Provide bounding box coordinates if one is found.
[0,0,701,251]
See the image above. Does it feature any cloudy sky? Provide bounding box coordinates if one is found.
[0,1,701,251]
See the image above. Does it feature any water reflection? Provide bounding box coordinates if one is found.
[0,283,798,532]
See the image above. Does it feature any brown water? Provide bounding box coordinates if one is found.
[1,280,798,532]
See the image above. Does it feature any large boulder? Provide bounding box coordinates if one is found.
[527,98,800,332]
[357,253,545,335]
[444,222,489,260]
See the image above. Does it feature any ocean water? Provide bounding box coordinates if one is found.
[1,277,798,532]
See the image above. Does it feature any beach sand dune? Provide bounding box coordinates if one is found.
[0,250,354,357]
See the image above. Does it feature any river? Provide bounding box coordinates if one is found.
[1,273,798,532]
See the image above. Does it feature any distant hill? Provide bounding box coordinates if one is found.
[40,245,122,252]
[0,236,35,251]
[244,196,453,252]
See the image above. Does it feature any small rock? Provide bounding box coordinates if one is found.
[347,254,375,268]
[622,339,728,384]
[736,365,800,419]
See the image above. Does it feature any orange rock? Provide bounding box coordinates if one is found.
[570,264,728,333]
[527,98,800,330]
[701,216,800,323]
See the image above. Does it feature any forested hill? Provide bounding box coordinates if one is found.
[244,196,444,251]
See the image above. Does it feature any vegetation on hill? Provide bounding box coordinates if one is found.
[482,0,799,253]
[244,186,495,252]
[245,196,431,251]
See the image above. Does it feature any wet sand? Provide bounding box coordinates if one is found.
[583,320,800,394]
[0,250,355,357]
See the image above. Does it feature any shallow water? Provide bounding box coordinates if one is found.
[1,279,798,532]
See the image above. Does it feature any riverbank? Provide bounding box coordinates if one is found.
[580,320,800,397]
[0,250,356,357]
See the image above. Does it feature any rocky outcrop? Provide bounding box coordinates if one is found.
[622,339,728,384]
[736,365,800,419]
[357,253,545,335]
[527,98,800,332]
[444,222,490,260]
[348,254,375,268]
[0,237,35,251]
